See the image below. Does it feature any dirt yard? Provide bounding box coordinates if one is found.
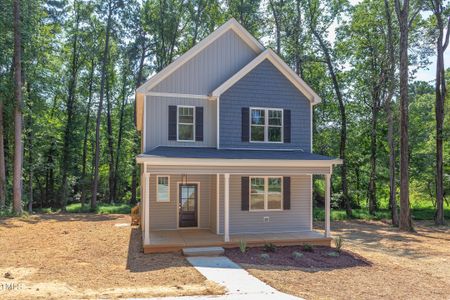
[0,214,224,299]
[244,220,450,300]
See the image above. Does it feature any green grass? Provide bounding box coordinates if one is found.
[314,207,450,221]
[65,203,132,214]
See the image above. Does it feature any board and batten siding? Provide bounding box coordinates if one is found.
[148,175,212,230]
[144,96,216,151]
[217,174,311,234]
[152,30,259,94]
[219,59,311,150]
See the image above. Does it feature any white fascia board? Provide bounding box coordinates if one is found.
[211,49,322,105]
[136,18,265,94]
[136,155,343,167]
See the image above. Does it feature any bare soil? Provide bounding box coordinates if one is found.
[0,214,224,299]
[225,246,369,269]
[242,220,450,300]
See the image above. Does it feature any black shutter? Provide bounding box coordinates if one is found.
[241,107,250,142]
[283,177,291,210]
[168,106,177,140]
[195,107,204,141]
[241,177,249,211]
[284,109,291,143]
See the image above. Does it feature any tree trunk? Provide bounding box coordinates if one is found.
[61,0,81,211]
[0,100,6,209]
[368,97,379,215]
[80,59,95,207]
[131,36,146,205]
[12,0,23,215]
[112,69,128,202]
[384,0,399,227]
[105,73,115,203]
[395,0,413,231]
[312,29,351,216]
[91,0,113,209]
[432,0,448,225]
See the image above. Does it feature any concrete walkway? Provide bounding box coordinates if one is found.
[144,256,300,300]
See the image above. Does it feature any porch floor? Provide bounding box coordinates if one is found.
[145,229,331,253]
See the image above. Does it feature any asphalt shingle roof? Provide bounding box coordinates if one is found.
[142,147,337,161]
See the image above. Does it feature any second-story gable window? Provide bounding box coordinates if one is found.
[177,106,195,141]
[250,108,283,143]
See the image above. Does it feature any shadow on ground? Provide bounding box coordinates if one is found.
[126,227,192,273]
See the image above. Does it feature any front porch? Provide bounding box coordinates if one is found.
[145,229,332,253]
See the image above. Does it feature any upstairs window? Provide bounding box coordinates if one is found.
[177,106,195,141]
[250,108,283,143]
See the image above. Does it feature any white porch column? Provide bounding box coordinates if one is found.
[216,174,220,235]
[324,174,331,238]
[224,173,230,242]
[144,173,151,245]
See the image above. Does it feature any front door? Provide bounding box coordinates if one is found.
[179,184,198,228]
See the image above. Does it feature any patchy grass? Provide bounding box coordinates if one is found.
[314,207,450,221]
[57,203,132,214]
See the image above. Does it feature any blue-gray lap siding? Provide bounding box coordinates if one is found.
[219,59,311,150]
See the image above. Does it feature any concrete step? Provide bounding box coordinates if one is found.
[182,246,225,257]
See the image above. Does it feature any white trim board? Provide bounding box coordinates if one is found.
[136,18,264,94]
[148,92,217,100]
[211,49,322,105]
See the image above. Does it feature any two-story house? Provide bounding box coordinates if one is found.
[135,19,342,253]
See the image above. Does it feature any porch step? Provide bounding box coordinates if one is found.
[182,246,225,257]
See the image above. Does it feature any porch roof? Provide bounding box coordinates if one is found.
[140,146,339,161]
[137,147,341,173]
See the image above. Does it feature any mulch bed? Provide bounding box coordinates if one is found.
[225,245,371,269]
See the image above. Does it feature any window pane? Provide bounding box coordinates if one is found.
[181,186,195,211]
[251,177,265,193]
[251,126,264,141]
[268,110,282,126]
[158,177,169,201]
[268,193,282,209]
[178,107,194,123]
[251,109,265,125]
[268,127,282,142]
[250,193,265,210]
[178,124,194,140]
[268,178,281,193]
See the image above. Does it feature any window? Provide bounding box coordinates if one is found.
[250,108,283,143]
[177,106,195,141]
[250,176,283,211]
[157,176,170,202]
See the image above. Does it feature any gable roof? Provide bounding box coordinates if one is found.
[136,18,265,94]
[211,49,321,105]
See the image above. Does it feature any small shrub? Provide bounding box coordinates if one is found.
[292,251,304,260]
[327,251,339,257]
[302,244,314,252]
[263,242,277,253]
[334,236,343,252]
[239,240,247,253]
[260,253,270,261]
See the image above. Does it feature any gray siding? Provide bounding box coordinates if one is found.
[217,175,311,234]
[219,59,311,150]
[153,30,258,94]
[149,174,211,230]
[145,96,216,151]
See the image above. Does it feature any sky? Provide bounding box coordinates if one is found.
[325,0,449,83]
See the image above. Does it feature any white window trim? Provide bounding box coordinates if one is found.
[156,175,170,202]
[249,176,283,211]
[177,105,196,142]
[249,107,284,143]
